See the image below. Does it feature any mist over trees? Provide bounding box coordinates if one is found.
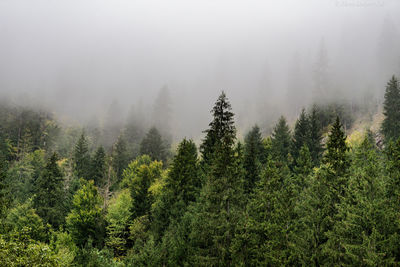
[1,0,400,266]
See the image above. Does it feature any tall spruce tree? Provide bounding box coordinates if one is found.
[140,127,168,163]
[200,91,235,167]
[151,139,200,241]
[188,92,245,266]
[0,133,11,218]
[308,104,324,166]
[231,158,295,266]
[324,133,391,265]
[291,109,310,166]
[294,116,350,266]
[112,135,129,182]
[271,116,291,163]
[90,146,106,186]
[382,75,400,143]
[33,152,65,229]
[243,125,266,193]
[73,132,90,180]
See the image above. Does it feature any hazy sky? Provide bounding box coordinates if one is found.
[1,0,399,138]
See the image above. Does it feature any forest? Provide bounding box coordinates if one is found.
[0,75,400,266]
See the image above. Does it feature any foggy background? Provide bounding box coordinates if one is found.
[0,0,399,141]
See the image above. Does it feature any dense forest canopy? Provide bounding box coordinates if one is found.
[1,0,400,266]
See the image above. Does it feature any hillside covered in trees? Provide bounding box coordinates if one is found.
[1,75,400,266]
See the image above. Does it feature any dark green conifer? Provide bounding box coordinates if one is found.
[33,153,65,229]
[73,132,90,180]
[382,75,400,143]
[271,116,291,163]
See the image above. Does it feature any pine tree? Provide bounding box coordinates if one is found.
[382,75,400,143]
[66,179,104,248]
[294,117,350,266]
[90,146,106,186]
[324,133,390,265]
[308,104,324,166]
[200,91,235,167]
[73,132,90,180]
[152,138,200,243]
[140,127,168,163]
[188,92,244,266]
[231,159,294,266]
[271,116,291,163]
[243,125,266,193]
[33,153,65,229]
[291,109,310,166]
[112,135,129,182]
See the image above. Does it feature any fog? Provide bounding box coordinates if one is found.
[1,0,400,140]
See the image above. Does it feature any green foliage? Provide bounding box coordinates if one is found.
[122,155,163,219]
[188,92,244,266]
[140,127,169,163]
[105,189,132,257]
[0,227,61,266]
[232,159,295,266]
[5,199,48,242]
[291,108,311,163]
[151,138,200,241]
[33,152,65,229]
[308,105,324,166]
[73,132,90,180]
[66,179,104,248]
[90,146,106,186]
[112,135,129,182]
[200,91,236,167]
[271,116,291,163]
[243,125,266,193]
[382,75,400,143]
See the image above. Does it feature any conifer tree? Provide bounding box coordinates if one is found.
[200,91,235,167]
[90,146,106,186]
[382,75,400,143]
[189,92,244,266]
[231,159,294,266]
[0,133,11,218]
[152,139,200,241]
[140,127,168,163]
[73,132,90,180]
[324,133,390,265]
[243,125,266,193]
[293,116,350,266]
[291,109,310,165]
[33,152,65,229]
[271,116,291,163]
[308,105,324,166]
[112,135,128,182]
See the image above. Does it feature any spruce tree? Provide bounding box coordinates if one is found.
[140,127,168,163]
[33,152,65,229]
[90,146,106,186]
[308,104,324,166]
[382,75,400,143]
[152,139,200,241]
[73,132,90,180]
[294,116,350,266]
[324,133,390,265]
[271,116,291,163]
[0,133,11,218]
[200,91,235,167]
[231,159,294,266]
[112,135,129,182]
[189,92,244,266]
[243,125,266,193]
[291,109,310,166]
